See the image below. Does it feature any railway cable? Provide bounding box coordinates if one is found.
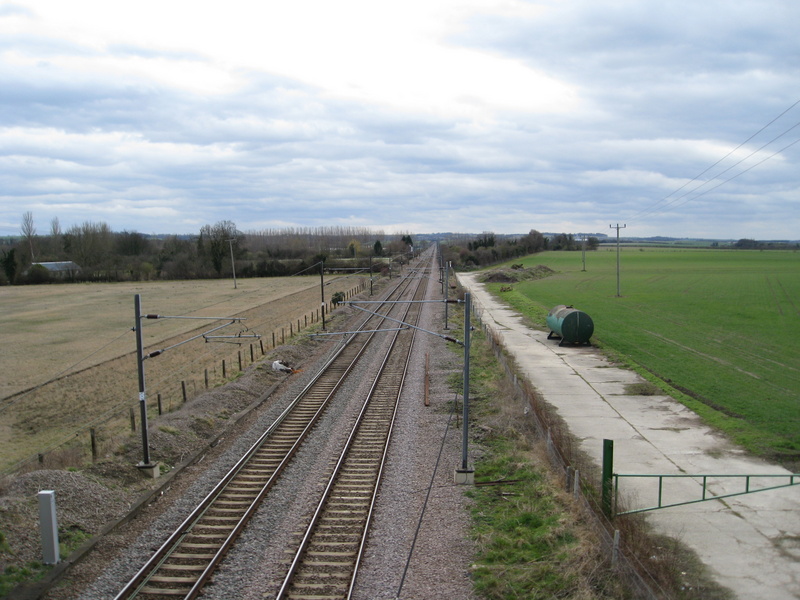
[396,390,459,599]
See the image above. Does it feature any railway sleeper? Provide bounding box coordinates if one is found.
[157,563,208,572]
[329,493,371,501]
[234,473,272,481]
[221,483,265,491]
[337,470,375,477]
[169,552,216,560]
[313,525,363,535]
[288,583,350,596]
[327,462,378,471]
[139,585,192,596]
[326,499,370,509]
[194,524,237,532]
[326,497,370,507]
[246,460,283,469]
[214,492,258,499]
[309,541,360,549]
[182,539,226,549]
[179,542,224,550]
[344,454,382,461]
[293,572,351,582]
[148,575,199,584]
[202,514,244,522]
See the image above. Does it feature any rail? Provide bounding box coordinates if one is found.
[113,252,433,599]
[276,253,430,599]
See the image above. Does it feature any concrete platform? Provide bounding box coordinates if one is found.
[458,273,800,600]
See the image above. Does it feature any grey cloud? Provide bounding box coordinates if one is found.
[0,1,798,239]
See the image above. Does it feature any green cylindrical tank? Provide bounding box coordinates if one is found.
[546,305,594,345]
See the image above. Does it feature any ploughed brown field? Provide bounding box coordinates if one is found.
[0,276,363,472]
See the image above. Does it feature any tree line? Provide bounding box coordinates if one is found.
[0,213,415,285]
[440,230,599,269]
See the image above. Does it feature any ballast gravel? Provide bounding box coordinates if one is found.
[19,269,478,600]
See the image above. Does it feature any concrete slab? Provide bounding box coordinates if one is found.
[459,274,800,600]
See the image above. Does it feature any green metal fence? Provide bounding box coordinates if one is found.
[601,439,800,517]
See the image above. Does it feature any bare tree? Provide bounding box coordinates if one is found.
[49,217,63,259]
[63,221,113,269]
[198,220,244,275]
[20,211,36,262]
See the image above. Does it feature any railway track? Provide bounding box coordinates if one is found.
[114,251,437,600]
[277,254,430,599]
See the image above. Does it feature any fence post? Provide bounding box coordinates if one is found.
[602,439,614,518]
[205,369,209,388]
[222,359,227,379]
[238,351,242,371]
[90,428,97,462]
[157,394,163,415]
[250,344,254,363]
[130,407,136,432]
[181,380,187,403]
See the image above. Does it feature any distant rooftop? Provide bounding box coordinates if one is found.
[33,261,81,272]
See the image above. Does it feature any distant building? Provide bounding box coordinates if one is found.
[31,261,81,279]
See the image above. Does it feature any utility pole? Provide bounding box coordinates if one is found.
[581,235,587,272]
[227,239,237,289]
[134,294,157,477]
[319,260,326,331]
[455,291,474,484]
[610,224,626,297]
[444,261,451,330]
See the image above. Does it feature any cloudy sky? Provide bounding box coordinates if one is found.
[1,0,798,240]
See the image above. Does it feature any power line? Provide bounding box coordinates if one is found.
[633,118,800,221]
[627,99,800,224]
[656,135,800,214]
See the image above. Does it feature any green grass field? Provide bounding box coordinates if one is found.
[483,248,800,465]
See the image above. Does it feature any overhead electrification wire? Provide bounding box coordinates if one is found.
[626,98,800,224]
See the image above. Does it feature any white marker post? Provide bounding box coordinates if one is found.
[38,490,60,564]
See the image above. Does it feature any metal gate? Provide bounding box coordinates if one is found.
[601,439,800,517]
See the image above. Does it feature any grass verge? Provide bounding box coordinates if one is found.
[448,302,733,599]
